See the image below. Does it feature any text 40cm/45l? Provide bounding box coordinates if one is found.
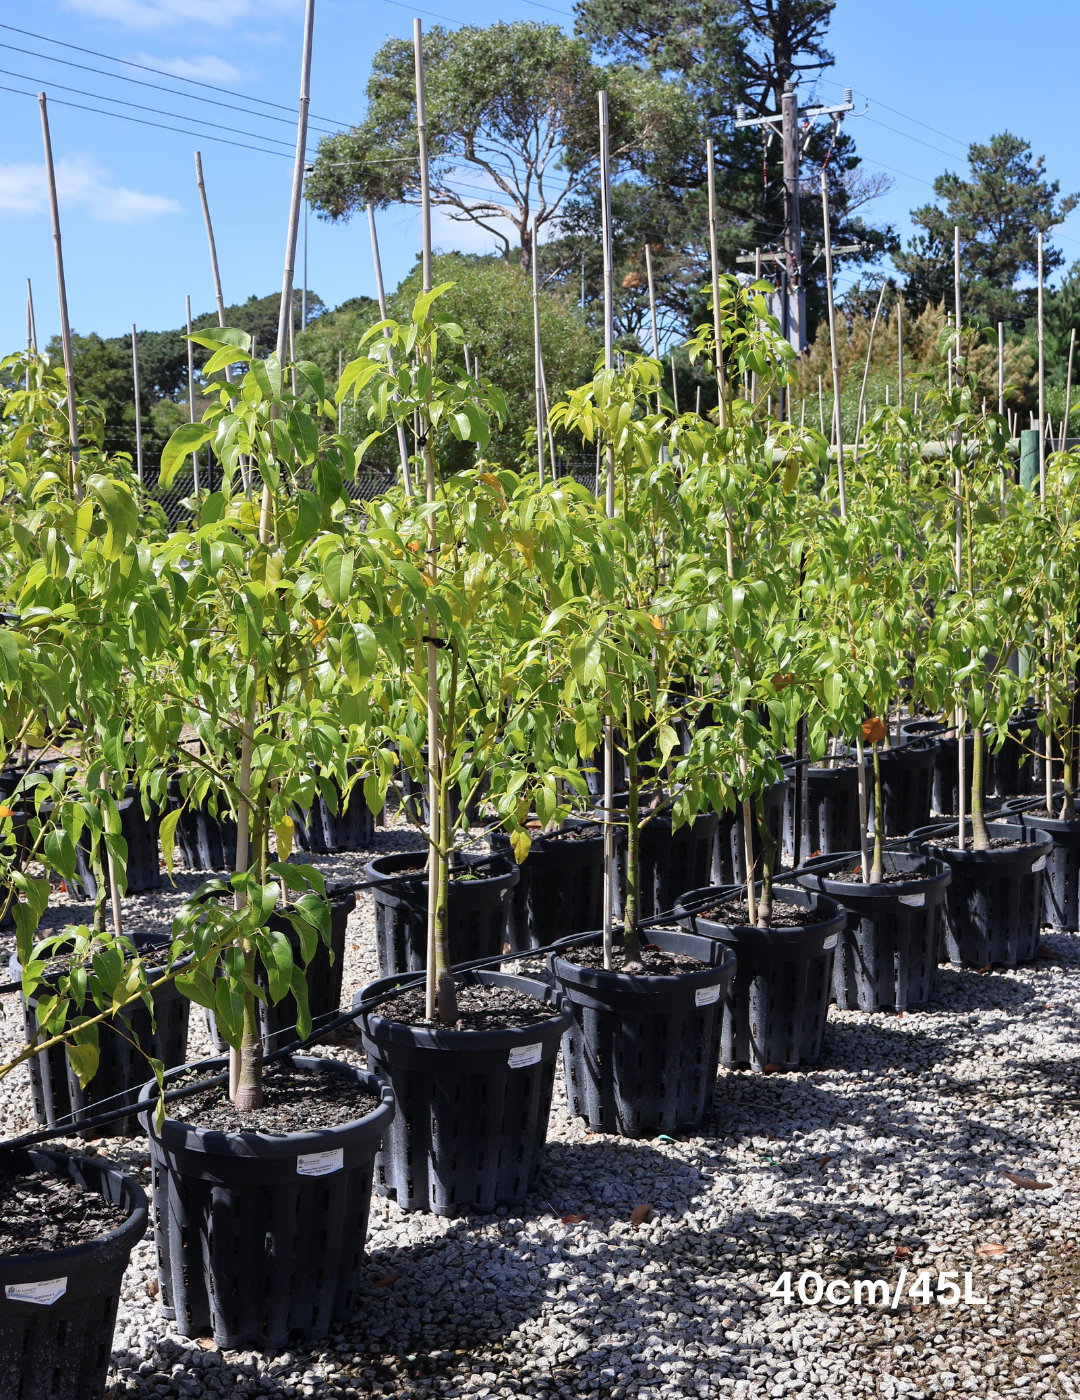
[770,1269,988,1308]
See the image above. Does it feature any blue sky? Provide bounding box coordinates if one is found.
[1,0,1077,352]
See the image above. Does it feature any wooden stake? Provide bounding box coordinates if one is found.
[131,324,143,483]
[897,298,904,407]
[852,279,888,464]
[186,294,200,495]
[531,215,546,484]
[1038,233,1046,498]
[539,353,557,475]
[599,88,617,968]
[696,385,702,417]
[38,93,81,501]
[705,139,728,427]
[954,225,966,851]
[26,278,37,352]
[644,242,661,418]
[1062,327,1075,452]
[818,374,824,433]
[366,204,412,494]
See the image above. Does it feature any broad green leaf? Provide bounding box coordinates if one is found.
[160,425,215,488]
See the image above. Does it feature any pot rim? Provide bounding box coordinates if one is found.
[548,926,736,991]
[796,850,952,897]
[674,884,845,943]
[357,968,570,1049]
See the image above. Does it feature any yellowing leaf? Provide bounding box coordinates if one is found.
[274,814,294,864]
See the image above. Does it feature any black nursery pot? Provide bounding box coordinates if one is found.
[356,969,569,1216]
[797,851,951,1011]
[596,794,719,919]
[715,780,786,886]
[292,762,375,854]
[871,738,937,837]
[11,936,189,1137]
[548,928,736,1138]
[138,1056,394,1351]
[166,776,237,872]
[907,820,1052,967]
[72,786,161,897]
[0,1148,147,1400]
[1006,799,1080,933]
[489,818,610,952]
[204,888,354,1053]
[365,852,518,976]
[675,886,844,1072]
[782,763,863,863]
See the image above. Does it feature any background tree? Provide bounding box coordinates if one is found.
[895,132,1078,325]
[306,22,696,271]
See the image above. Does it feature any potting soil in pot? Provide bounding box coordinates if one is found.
[374,980,562,1030]
[695,897,819,927]
[164,1066,381,1133]
[559,943,708,975]
[0,1167,129,1254]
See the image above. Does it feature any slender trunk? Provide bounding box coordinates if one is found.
[623,726,642,964]
[755,789,775,928]
[92,836,107,935]
[234,796,268,1113]
[971,726,989,848]
[433,643,459,1023]
[870,743,884,883]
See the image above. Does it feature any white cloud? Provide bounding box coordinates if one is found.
[60,0,296,32]
[0,157,181,224]
[135,52,243,83]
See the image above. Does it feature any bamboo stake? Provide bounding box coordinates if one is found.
[131,324,143,483]
[644,243,661,415]
[1036,231,1053,813]
[337,348,343,433]
[851,279,888,464]
[599,88,617,968]
[696,385,702,417]
[38,94,81,501]
[366,203,412,495]
[194,152,232,382]
[26,278,37,352]
[897,298,904,407]
[539,354,557,474]
[705,139,728,428]
[821,166,869,880]
[818,374,824,433]
[954,226,966,851]
[1062,328,1075,452]
[531,215,546,484]
[186,295,200,495]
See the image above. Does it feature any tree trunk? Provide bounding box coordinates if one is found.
[623,727,642,965]
[870,742,884,883]
[755,788,776,927]
[971,726,990,849]
[232,944,264,1113]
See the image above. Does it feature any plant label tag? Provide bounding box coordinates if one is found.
[695,984,721,1006]
[297,1148,343,1177]
[5,1278,67,1305]
[1032,856,1047,872]
[898,893,925,907]
[822,935,838,950]
[507,1043,543,1069]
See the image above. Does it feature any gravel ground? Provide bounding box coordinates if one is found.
[1,814,1079,1400]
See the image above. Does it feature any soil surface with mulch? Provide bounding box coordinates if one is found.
[821,866,923,886]
[558,943,708,976]
[165,1064,381,1134]
[0,1166,130,1255]
[1022,807,1080,823]
[383,861,508,882]
[374,980,560,1031]
[693,897,822,928]
[921,836,1029,853]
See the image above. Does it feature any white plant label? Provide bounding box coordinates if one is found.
[1032,856,1047,872]
[507,1043,543,1069]
[822,935,838,950]
[695,984,721,1006]
[5,1278,67,1305]
[898,893,925,907]
[296,1148,343,1177]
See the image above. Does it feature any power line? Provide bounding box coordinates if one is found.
[0,22,351,126]
[0,38,341,138]
[862,115,960,162]
[817,77,968,151]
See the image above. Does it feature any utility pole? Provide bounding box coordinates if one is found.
[736,86,853,354]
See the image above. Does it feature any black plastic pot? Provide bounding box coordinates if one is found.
[489,818,609,951]
[1011,802,1080,933]
[548,928,736,1138]
[988,712,1040,800]
[715,780,787,886]
[871,738,937,838]
[72,787,161,898]
[356,969,568,1215]
[365,851,518,976]
[675,886,844,1071]
[293,763,375,854]
[907,820,1052,967]
[138,1055,394,1351]
[204,889,353,1053]
[166,776,237,872]
[11,937,189,1137]
[782,763,863,862]
[0,1147,147,1400]
[796,851,951,1011]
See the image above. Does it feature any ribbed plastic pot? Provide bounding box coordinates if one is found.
[796,851,951,1011]
[782,763,863,862]
[1015,806,1080,933]
[871,739,937,837]
[11,937,189,1137]
[715,780,787,886]
[137,1056,394,1351]
[365,852,518,976]
[675,887,843,1071]
[166,777,237,872]
[204,890,353,1053]
[356,969,568,1215]
[0,1147,147,1400]
[292,763,375,854]
[987,713,1040,800]
[597,795,718,919]
[489,818,609,951]
[907,820,1052,967]
[73,787,160,897]
[548,928,736,1138]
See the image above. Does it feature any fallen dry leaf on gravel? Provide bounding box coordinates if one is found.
[976,1242,1007,1257]
[561,1214,586,1224]
[196,1338,219,1352]
[762,1064,784,1075]
[893,1246,911,1261]
[373,1273,400,1288]
[630,1204,652,1226]
[1001,1172,1052,1190]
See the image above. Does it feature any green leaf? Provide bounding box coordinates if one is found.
[189,327,251,352]
[341,622,377,692]
[0,629,18,685]
[296,361,326,401]
[568,633,602,687]
[158,806,181,876]
[160,424,215,488]
[322,551,354,607]
[44,828,77,882]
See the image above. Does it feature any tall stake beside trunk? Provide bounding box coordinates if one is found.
[366,203,413,496]
[1062,328,1075,453]
[186,296,200,495]
[531,215,546,484]
[599,89,617,970]
[38,93,81,502]
[131,324,144,483]
[953,226,970,851]
[821,167,871,881]
[851,280,888,465]
[1037,233,1053,815]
